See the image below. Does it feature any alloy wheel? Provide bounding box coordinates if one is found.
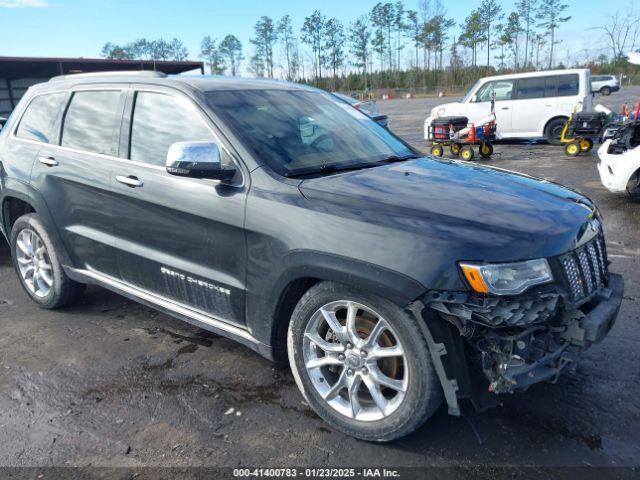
[15,228,53,298]
[302,300,408,422]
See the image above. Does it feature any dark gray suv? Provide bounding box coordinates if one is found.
[0,72,624,441]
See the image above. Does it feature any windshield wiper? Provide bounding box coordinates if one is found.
[376,154,421,164]
[284,163,377,178]
[285,154,421,178]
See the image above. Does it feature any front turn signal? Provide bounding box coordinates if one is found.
[460,264,489,294]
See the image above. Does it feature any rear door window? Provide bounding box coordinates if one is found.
[557,74,579,96]
[61,90,123,156]
[515,76,557,99]
[515,77,546,99]
[129,91,214,166]
[15,92,66,143]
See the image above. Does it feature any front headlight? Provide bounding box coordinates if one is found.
[459,259,553,295]
[436,107,446,117]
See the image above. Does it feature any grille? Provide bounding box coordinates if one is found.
[560,235,608,302]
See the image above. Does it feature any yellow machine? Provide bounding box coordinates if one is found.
[560,105,603,157]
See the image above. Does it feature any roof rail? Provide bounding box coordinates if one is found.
[50,70,168,82]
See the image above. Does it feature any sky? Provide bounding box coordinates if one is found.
[0,0,631,74]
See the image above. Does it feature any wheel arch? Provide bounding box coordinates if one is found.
[1,187,74,268]
[626,166,640,193]
[1,191,35,240]
[542,115,570,144]
[249,251,427,361]
[543,114,569,135]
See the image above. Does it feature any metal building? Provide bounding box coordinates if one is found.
[0,56,204,118]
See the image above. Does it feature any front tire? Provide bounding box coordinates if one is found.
[287,282,443,442]
[10,214,85,309]
[601,86,611,96]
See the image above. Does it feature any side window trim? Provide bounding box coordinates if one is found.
[50,90,72,146]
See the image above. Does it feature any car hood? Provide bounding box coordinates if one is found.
[299,157,597,261]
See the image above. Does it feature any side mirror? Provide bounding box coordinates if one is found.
[0,117,6,130]
[166,141,235,181]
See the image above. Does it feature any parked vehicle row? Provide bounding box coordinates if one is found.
[0,71,624,442]
[425,69,593,145]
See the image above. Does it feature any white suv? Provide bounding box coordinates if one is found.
[425,69,593,145]
[591,75,620,96]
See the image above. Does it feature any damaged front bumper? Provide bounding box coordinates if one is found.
[410,273,624,415]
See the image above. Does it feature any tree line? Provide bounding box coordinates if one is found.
[99,0,640,91]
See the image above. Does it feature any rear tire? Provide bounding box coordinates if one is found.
[10,214,85,309]
[287,281,443,442]
[544,117,568,146]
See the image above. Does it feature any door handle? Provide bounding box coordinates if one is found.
[38,156,59,167]
[116,175,143,188]
[501,107,510,110]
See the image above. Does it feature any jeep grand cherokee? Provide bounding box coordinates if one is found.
[0,72,624,441]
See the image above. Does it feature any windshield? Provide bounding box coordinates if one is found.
[206,90,414,176]
[461,80,481,103]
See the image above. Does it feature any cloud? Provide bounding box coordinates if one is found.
[0,0,54,7]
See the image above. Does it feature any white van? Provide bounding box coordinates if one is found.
[424,69,593,144]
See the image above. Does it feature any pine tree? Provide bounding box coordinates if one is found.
[537,0,571,69]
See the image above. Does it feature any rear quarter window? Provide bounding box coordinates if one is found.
[557,74,579,96]
[15,92,66,143]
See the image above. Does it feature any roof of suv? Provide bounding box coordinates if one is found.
[38,72,317,94]
[476,68,589,83]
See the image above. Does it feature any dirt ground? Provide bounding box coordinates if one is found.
[0,87,639,473]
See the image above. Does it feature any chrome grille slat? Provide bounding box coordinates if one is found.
[562,256,584,300]
[596,236,608,277]
[578,249,594,294]
[588,243,601,288]
[561,235,608,302]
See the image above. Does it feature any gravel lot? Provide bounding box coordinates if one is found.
[0,87,639,473]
